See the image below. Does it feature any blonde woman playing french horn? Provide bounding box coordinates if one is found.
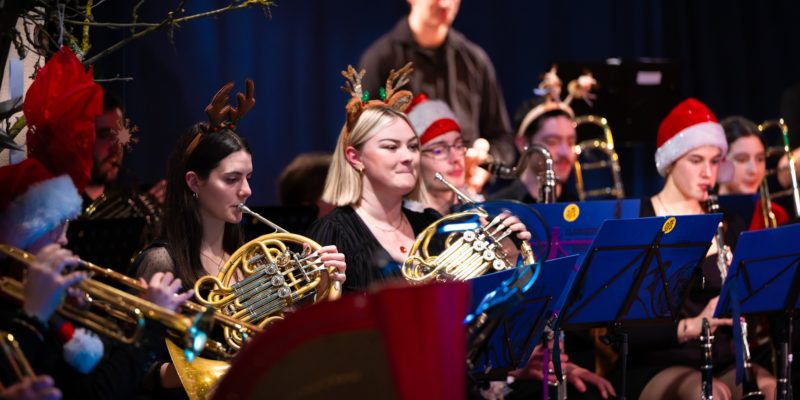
[307,64,530,293]
[131,81,347,396]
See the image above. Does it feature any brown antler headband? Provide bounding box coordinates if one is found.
[341,62,414,138]
[186,80,256,157]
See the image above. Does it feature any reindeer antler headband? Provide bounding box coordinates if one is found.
[185,79,256,157]
[517,66,574,138]
[340,62,414,141]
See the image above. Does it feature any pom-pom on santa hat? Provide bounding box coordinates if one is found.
[0,46,102,248]
[405,93,461,145]
[655,98,727,176]
[23,46,103,193]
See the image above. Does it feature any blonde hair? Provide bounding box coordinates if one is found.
[322,105,421,206]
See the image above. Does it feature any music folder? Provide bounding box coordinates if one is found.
[212,282,469,400]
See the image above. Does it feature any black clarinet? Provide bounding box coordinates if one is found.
[740,320,766,400]
[701,318,714,400]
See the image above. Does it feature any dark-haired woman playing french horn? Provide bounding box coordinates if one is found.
[307,63,529,292]
[131,81,347,396]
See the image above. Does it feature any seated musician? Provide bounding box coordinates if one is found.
[307,64,530,293]
[620,98,777,399]
[0,46,191,400]
[131,81,347,394]
[490,67,579,203]
[404,93,484,215]
[719,116,789,229]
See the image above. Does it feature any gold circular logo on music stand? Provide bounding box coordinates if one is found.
[563,204,580,222]
[662,217,677,234]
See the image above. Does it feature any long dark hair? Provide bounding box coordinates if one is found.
[720,116,763,148]
[162,123,251,285]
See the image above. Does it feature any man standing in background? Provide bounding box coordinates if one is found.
[358,0,515,164]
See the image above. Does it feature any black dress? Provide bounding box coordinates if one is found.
[305,206,442,293]
[614,198,745,398]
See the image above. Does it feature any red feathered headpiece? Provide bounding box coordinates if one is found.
[23,46,103,193]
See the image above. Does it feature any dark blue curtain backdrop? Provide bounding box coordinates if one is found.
[91,0,800,205]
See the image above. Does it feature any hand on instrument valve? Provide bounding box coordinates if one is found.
[482,212,531,263]
[315,245,347,290]
[0,375,62,400]
[138,272,194,312]
[23,244,87,324]
[677,296,732,343]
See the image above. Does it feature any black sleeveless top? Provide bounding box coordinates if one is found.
[305,206,442,292]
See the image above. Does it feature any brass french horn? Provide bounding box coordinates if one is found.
[401,173,535,284]
[168,204,344,400]
[192,204,341,353]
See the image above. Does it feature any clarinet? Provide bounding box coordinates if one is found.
[741,320,766,400]
[708,191,765,399]
[701,318,714,400]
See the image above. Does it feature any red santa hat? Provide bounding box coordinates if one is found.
[655,98,727,176]
[0,159,82,248]
[0,47,102,248]
[405,94,461,145]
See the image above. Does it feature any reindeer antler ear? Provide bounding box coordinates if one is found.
[205,80,256,128]
[230,79,256,122]
[341,65,367,102]
[384,62,414,112]
[384,62,413,101]
[206,82,235,126]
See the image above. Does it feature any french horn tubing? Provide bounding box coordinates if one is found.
[401,173,535,284]
[191,204,341,352]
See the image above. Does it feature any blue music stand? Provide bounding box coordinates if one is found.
[715,223,800,400]
[466,255,580,381]
[555,214,722,399]
[528,200,640,261]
